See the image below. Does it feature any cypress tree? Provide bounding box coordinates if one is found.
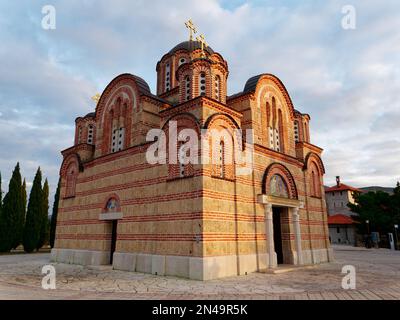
[0,172,2,238]
[37,178,49,250]
[23,167,43,253]
[0,163,24,252]
[50,179,60,248]
[0,171,2,208]
[22,178,27,214]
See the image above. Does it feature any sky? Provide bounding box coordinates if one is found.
[0,0,399,203]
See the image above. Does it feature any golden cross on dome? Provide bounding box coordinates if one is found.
[185,19,197,41]
[196,34,208,57]
[91,93,101,105]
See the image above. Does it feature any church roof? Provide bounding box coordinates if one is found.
[169,41,214,55]
[130,74,151,94]
[328,214,357,225]
[325,183,363,193]
[243,74,264,93]
[84,112,95,118]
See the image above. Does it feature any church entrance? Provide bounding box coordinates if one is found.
[110,220,118,265]
[272,207,284,264]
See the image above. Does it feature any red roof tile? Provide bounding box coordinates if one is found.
[325,183,362,193]
[328,214,356,225]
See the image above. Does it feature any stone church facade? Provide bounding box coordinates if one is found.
[51,39,333,280]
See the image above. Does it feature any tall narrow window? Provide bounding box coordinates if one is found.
[117,127,125,151]
[78,127,82,144]
[165,62,171,92]
[294,121,299,143]
[275,128,280,152]
[278,109,284,152]
[185,76,191,101]
[268,127,274,149]
[178,141,186,177]
[219,140,225,178]
[215,75,220,101]
[304,122,308,142]
[65,163,77,198]
[311,171,317,196]
[87,125,94,144]
[199,72,206,96]
[111,126,118,153]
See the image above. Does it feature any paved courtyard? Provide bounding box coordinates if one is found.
[0,245,399,300]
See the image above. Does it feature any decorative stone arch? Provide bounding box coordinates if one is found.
[203,113,240,180]
[303,152,325,175]
[262,163,298,200]
[60,153,83,177]
[102,193,122,213]
[303,152,325,198]
[95,74,150,156]
[244,74,296,121]
[60,154,83,199]
[100,193,123,220]
[162,113,201,179]
[192,60,213,98]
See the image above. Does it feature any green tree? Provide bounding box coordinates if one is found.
[0,171,3,208]
[50,179,60,248]
[0,163,24,252]
[23,167,43,253]
[22,178,27,214]
[349,185,399,235]
[37,178,49,250]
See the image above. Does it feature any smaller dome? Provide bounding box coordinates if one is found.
[169,41,214,55]
[84,112,96,118]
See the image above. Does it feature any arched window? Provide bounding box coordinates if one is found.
[269,174,289,198]
[87,124,94,144]
[178,57,186,66]
[165,62,171,92]
[178,141,186,177]
[185,76,191,101]
[110,98,126,153]
[111,126,124,153]
[65,163,78,198]
[304,122,309,142]
[199,72,206,96]
[278,109,284,152]
[219,140,225,178]
[294,121,299,143]
[309,163,321,197]
[215,75,221,101]
[77,127,82,144]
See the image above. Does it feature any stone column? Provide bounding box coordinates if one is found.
[264,203,275,268]
[292,207,304,265]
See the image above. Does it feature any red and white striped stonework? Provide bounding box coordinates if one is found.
[52,40,333,280]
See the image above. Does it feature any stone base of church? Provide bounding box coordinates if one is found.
[51,248,110,266]
[302,248,334,265]
[51,248,333,280]
[113,252,271,280]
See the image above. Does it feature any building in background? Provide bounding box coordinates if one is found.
[325,176,361,245]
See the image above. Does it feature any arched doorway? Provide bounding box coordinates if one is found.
[100,196,123,265]
[259,164,303,268]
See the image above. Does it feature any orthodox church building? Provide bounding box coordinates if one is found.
[51,34,333,280]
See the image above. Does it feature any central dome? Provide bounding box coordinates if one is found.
[169,40,214,55]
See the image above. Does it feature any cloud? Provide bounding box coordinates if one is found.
[0,0,399,205]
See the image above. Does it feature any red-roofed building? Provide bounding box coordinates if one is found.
[325,177,361,245]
